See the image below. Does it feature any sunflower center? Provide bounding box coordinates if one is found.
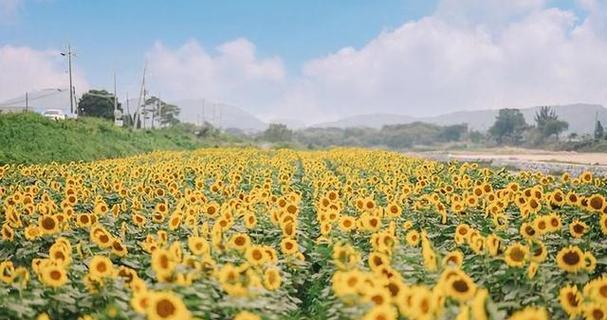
[593,309,604,320]
[525,226,535,236]
[510,247,525,262]
[96,262,107,273]
[50,270,62,280]
[566,292,579,307]
[573,224,585,234]
[160,255,169,269]
[42,217,56,230]
[563,251,580,265]
[156,299,176,318]
[452,279,469,293]
[590,197,603,210]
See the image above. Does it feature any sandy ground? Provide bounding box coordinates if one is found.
[411,147,607,176]
[445,148,607,165]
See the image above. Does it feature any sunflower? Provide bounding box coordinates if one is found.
[89,255,114,279]
[559,284,583,317]
[556,246,584,273]
[243,213,257,229]
[405,230,420,247]
[569,219,589,238]
[530,241,548,263]
[280,238,298,256]
[448,273,477,301]
[583,303,606,320]
[146,291,191,320]
[504,242,528,268]
[338,215,356,232]
[187,236,209,256]
[509,307,549,320]
[245,245,267,266]
[601,214,607,235]
[584,252,597,272]
[362,305,397,320]
[132,213,146,226]
[24,225,41,241]
[111,239,128,257]
[263,267,282,291]
[547,213,562,232]
[588,194,605,212]
[527,262,539,279]
[519,223,537,240]
[442,250,464,267]
[471,288,488,320]
[152,249,175,279]
[40,265,68,287]
[486,234,501,256]
[228,233,251,252]
[410,286,435,320]
[368,252,390,271]
[39,215,59,234]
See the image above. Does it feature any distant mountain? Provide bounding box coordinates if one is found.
[314,113,416,129]
[172,99,267,133]
[267,118,306,129]
[311,104,607,134]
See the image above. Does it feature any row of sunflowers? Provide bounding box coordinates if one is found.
[0,148,606,320]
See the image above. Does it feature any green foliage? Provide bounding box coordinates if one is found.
[541,119,568,141]
[78,89,122,120]
[262,123,293,143]
[534,106,568,141]
[489,108,528,145]
[0,112,233,164]
[144,96,181,127]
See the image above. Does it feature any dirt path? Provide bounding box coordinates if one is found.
[412,148,607,176]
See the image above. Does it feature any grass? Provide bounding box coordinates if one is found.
[0,112,238,164]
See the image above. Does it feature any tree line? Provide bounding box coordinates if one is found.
[77,89,181,128]
[261,106,606,149]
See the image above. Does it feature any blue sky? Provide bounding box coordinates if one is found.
[1,0,605,122]
[1,0,437,88]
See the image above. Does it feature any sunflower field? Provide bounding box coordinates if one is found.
[1,148,607,320]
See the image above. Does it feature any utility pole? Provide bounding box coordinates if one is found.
[125,92,131,127]
[135,62,147,129]
[60,45,75,115]
[113,71,118,124]
[25,92,29,111]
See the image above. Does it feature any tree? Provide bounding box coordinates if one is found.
[262,123,293,143]
[542,119,568,141]
[438,124,468,142]
[534,106,558,130]
[489,108,527,144]
[595,120,604,140]
[78,89,122,120]
[144,96,181,127]
[534,106,568,141]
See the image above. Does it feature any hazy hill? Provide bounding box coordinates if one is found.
[312,104,607,134]
[314,113,416,129]
[172,99,267,133]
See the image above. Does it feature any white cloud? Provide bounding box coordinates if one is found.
[269,0,607,123]
[148,1,607,124]
[0,0,22,23]
[0,45,89,102]
[146,39,285,116]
